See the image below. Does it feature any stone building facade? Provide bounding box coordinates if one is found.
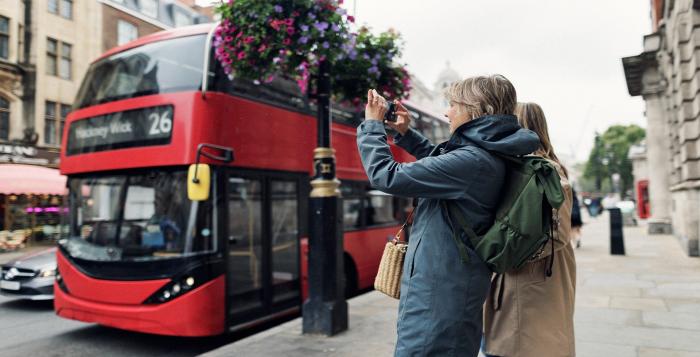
[622,0,700,256]
[0,0,210,152]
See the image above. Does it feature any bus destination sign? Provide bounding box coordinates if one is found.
[66,105,174,156]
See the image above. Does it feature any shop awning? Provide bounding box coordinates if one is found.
[0,164,67,195]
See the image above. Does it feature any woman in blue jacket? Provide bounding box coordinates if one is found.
[357,75,540,356]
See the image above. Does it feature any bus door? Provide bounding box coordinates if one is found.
[225,171,303,325]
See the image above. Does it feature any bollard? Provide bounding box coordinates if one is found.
[608,207,626,255]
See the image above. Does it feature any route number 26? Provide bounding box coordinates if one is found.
[148,111,173,135]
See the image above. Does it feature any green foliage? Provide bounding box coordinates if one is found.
[584,124,645,196]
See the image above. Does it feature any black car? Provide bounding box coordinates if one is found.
[0,248,56,300]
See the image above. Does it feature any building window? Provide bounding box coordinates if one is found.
[59,42,72,79]
[60,0,73,19]
[139,0,159,18]
[50,0,73,19]
[173,10,190,27]
[60,104,71,143]
[48,0,58,14]
[117,20,138,46]
[0,97,9,141]
[46,38,58,76]
[17,24,24,62]
[45,101,57,146]
[0,16,8,60]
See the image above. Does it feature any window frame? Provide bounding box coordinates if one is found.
[117,20,138,46]
[46,38,58,76]
[0,16,9,60]
[0,97,9,141]
[59,42,72,79]
[60,0,73,19]
[60,103,71,145]
[139,0,159,18]
[44,101,58,146]
[44,101,70,146]
[173,8,191,27]
[48,0,59,14]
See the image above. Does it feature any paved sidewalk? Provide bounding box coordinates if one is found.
[574,214,700,357]
[204,213,700,357]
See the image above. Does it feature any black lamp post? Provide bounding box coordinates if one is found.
[302,60,348,336]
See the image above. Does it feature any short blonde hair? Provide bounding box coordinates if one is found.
[444,74,517,119]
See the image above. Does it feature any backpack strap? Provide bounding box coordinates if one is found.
[441,201,481,264]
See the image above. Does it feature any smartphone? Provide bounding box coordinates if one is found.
[384,102,397,122]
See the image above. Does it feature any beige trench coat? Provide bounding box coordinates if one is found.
[483,163,577,357]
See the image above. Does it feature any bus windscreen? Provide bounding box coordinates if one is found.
[74,34,207,109]
[63,170,215,262]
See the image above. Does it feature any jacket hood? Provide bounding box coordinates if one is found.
[449,114,540,156]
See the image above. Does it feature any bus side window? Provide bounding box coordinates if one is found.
[364,189,394,227]
[341,182,363,231]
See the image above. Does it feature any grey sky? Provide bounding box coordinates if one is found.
[197,0,651,162]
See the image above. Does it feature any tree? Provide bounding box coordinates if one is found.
[583,125,645,197]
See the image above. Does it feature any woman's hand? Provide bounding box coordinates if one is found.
[385,101,411,135]
[365,89,388,121]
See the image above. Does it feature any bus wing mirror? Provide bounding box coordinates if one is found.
[187,143,234,201]
[188,164,210,201]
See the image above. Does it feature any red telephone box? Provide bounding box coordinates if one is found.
[636,180,651,219]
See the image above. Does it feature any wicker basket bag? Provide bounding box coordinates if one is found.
[374,210,413,299]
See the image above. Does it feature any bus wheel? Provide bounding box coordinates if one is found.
[344,254,358,298]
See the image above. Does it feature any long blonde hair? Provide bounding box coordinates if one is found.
[515,102,568,178]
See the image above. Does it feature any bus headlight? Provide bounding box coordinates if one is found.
[143,261,223,304]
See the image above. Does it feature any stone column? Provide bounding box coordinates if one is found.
[641,76,673,234]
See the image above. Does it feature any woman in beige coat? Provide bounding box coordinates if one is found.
[482,102,577,357]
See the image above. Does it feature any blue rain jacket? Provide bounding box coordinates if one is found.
[357,115,540,356]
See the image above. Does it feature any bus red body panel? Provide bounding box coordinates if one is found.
[343,227,397,289]
[57,252,169,305]
[54,276,226,336]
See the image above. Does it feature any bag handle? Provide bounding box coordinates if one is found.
[392,209,414,244]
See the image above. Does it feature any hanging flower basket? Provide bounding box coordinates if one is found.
[214,0,411,104]
[333,27,412,105]
[213,0,352,94]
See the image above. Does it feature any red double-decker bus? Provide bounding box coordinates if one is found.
[55,24,450,336]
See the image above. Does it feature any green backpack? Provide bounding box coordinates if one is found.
[443,154,565,274]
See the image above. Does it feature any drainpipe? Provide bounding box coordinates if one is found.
[20,0,37,145]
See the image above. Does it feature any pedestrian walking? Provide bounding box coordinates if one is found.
[357,75,540,356]
[482,102,577,357]
[571,187,584,248]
